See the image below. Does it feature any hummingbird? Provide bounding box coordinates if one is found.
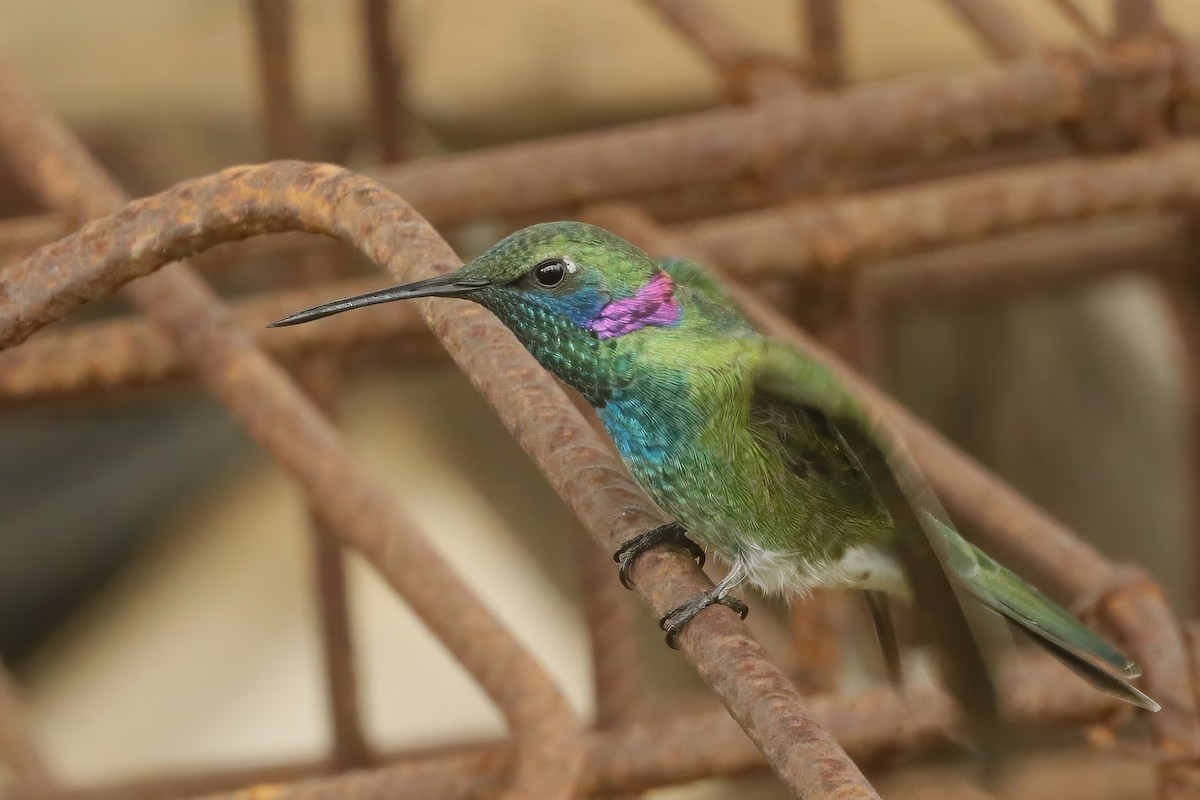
[270,221,1159,725]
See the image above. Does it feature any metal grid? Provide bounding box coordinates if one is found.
[0,1,1197,798]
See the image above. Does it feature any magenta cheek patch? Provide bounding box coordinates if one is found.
[587,271,681,339]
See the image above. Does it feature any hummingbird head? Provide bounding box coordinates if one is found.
[270,222,683,404]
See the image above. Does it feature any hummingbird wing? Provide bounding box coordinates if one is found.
[751,340,1158,714]
[751,340,1004,749]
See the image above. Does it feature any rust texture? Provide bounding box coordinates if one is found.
[0,72,584,800]
[1,9,1199,799]
[0,162,880,799]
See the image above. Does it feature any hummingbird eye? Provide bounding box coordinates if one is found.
[532,258,568,287]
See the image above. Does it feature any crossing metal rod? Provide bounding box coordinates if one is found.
[0,72,584,800]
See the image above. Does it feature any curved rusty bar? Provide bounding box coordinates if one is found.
[588,204,1200,797]
[682,141,1200,281]
[0,70,582,800]
[0,162,879,799]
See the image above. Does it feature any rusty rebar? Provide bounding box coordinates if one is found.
[0,277,433,407]
[575,534,645,731]
[800,0,844,88]
[248,0,373,769]
[1048,0,1105,44]
[5,43,1193,255]
[365,51,1127,225]
[588,204,1200,798]
[0,655,1121,800]
[938,0,1039,61]
[0,71,583,800]
[299,363,373,770]
[0,664,54,792]
[0,215,68,265]
[641,0,806,101]
[0,162,880,798]
[361,0,406,163]
[248,0,310,159]
[789,591,845,695]
[1114,0,1163,40]
[681,142,1200,282]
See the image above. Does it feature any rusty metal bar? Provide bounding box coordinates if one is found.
[0,277,433,407]
[587,204,1200,798]
[681,143,1200,282]
[865,213,1196,308]
[5,44,1192,255]
[0,71,583,800]
[361,0,406,163]
[0,664,54,792]
[575,534,644,730]
[248,0,310,159]
[0,162,880,798]
[366,51,1115,225]
[247,0,373,770]
[789,590,844,695]
[1048,0,1105,43]
[0,215,67,265]
[0,656,1121,800]
[939,0,1039,60]
[1114,0,1162,40]
[800,0,844,88]
[641,0,806,101]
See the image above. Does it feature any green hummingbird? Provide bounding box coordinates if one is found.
[270,221,1159,724]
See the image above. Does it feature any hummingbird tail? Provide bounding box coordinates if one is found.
[956,549,1160,713]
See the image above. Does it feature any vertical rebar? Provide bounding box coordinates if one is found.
[801,0,844,88]
[1113,0,1162,39]
[248,0,310,159]
[361,0,407,163]
[247,0,372,769]
[1048,0,1105,43]
[576,535,644,731]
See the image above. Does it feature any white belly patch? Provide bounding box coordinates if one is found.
[722,542,911,601]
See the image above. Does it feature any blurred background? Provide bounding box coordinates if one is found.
[1,1,1198,798]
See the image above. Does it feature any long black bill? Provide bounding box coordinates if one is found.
[267,274,489,327]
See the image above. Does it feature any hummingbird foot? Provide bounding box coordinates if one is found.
[614,522,705,590]
[660,590,749,648]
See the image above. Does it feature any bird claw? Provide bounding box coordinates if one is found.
[613,522,705,590]
[660,591,749,649]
